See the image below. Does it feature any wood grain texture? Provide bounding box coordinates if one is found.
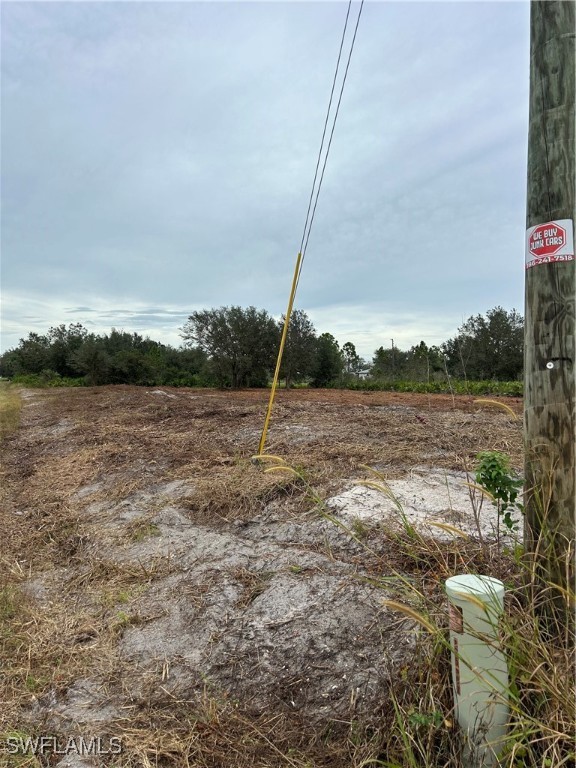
[524,1,575,614]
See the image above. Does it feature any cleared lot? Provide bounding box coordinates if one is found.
[1,386,523,767]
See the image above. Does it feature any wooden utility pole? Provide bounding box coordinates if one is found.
[524,1,575,630]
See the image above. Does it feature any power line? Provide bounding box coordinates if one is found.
[299,0,365,274]
[257,1,364,456]
[298,0,353,257]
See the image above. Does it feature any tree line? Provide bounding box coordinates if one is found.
[0,305,523,388]
[0,325,206,387]
[372,307,523,383]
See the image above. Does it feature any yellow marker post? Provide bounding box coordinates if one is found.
[257,251,302,457]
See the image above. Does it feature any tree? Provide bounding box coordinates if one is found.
[47,323,88,378]
[404,341,444,381]
[71,337,111,385]
[371,346,392,379]
[311,333,342,387]
[4,332,51,375]
[101,331,156,385]
[0,322,209,388]
[108,350,155,385]
[0,349,20,378]
[280,310,317,388]
[341,341,364,378]
[442,307,524,380]
[157,347,207,387]
[181,306,279,388]
[371,345,408,379]
[103,329,146,354]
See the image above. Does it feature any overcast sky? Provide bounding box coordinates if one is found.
[1,1,530,360]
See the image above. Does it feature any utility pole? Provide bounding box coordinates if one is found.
[524,1,575,631]
[391,338,395,378]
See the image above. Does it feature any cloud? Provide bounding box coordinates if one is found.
[1,1,530,358]
[0,291,195,351]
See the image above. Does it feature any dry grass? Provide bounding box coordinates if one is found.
[4,385,571,768]
[375,540,574,768]
[0,573,110,731]
[110,701,388,768]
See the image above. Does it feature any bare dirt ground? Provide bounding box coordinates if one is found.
[0,386,523,767]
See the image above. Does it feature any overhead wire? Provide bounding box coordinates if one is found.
[299,0,365,280]
[298,0,354,258]
[257,0,364,457]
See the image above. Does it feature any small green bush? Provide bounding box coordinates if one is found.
[11,372,85,388]
[475,450,524,537]
[343,378,522,397]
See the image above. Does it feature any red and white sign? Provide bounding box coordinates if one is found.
[526,219,574,269]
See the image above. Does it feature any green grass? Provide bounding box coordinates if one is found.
[126,516,161,543]
[4,373,523,396]
[0,384,22,440]
[343,378,523,396]
[10,373,84,388]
